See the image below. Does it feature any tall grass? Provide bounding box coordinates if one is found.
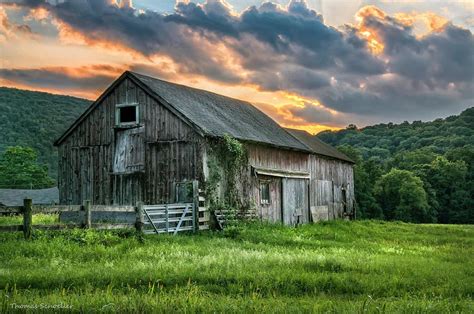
[0,220,472,313]
[0,213,58,226]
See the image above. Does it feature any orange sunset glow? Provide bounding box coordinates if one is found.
[1,0,473,132]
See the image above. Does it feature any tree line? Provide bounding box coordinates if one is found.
[318,107,474,224]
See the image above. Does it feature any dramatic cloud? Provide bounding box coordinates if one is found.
[1,0,473,129]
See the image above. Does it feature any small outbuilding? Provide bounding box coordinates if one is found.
[0,187,59,207]
[54,71,354,225]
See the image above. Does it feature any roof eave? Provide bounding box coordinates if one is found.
[284,128,355,164]
[312,153,355,164]
[205,134,312,154]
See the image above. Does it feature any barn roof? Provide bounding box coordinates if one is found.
[55,71,352,162]
[129,72,309,152]
[0,187,59,207]
[285,128,355,163]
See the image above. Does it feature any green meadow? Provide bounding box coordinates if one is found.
[0,220,472,313]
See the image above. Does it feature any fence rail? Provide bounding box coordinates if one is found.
[0,205,136,214]
[0,199,209,239]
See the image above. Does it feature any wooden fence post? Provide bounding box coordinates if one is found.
[135,202,144,234]
[83,200,91,229]
[165,204,169,233]
[192,180,199,232]
[23,198,33,240]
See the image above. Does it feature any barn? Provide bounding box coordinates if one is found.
[54,71,354,225]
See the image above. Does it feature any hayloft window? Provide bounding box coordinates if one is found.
[260,182,270,205]
[116,103,139,126]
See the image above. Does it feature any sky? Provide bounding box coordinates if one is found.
[0,1,473,134]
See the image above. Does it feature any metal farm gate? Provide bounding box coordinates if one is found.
[140,180,209,234]
[142,203,195,234]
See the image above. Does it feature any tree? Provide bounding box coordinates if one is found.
[445,146,474,223]
[419,156,469,223]
[389,148,438,171]
[374,169,429,222]
[0,146,55,189]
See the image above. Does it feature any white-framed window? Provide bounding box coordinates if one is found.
[115,103,139,126]
[260,181,270,205]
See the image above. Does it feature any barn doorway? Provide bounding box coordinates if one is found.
[257,176,282,223]
[282,178,309,226]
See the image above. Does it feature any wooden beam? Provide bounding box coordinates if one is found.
[90,205,136,212]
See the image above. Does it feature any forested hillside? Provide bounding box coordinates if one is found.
[0,87,89,181]
[318,108,474,224]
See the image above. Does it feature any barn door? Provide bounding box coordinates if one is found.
[282,178,309,226]
[112,127,145,205]
[113,126,145,173]
[310,179,334,221]
[257,176,282,223]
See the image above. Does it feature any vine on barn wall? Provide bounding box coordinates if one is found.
[205,134,247,211]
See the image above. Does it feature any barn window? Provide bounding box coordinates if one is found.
[116,103,139,126]
[260,182,270,205]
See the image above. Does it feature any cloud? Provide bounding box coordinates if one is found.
[0,65,122,98]
[2,0,473,127]
[312,5,474,120]
[0,5,34,41]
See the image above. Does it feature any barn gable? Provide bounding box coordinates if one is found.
[56,76,202,205]
[54,72,200,146]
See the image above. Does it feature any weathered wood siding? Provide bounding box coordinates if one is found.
[214,143,354,224]
[309,155,354,221]
[246,144,309,172]
[244,144,309,223]
[58,78,203,205]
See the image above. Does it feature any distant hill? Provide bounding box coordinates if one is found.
[0,87,90,180]
[317,107,474,160]
[317,107,474,224]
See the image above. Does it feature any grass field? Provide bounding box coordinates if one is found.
[0,219,472,313]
